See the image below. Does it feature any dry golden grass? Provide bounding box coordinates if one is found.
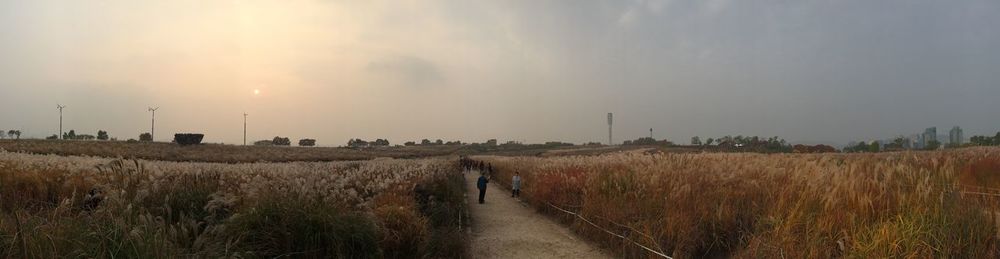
[478,147,1000,258]
[0,152,468,258]
[0,139,465,163]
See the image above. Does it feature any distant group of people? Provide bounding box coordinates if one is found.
[460,157,493,173]
[460,157,521,204]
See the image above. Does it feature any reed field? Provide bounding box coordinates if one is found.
[0,152,468,258]
[0,139,465,163]
[478,147,1000,258]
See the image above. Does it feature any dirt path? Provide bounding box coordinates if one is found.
[465,171,611,259]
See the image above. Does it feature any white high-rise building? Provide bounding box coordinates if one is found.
[949,126,964,146]
[922,127,937,147]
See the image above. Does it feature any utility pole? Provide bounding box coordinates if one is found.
[243,113,248,146]
[607,113,613,145]
[650,128,653,139]
[57,104,66,139]
[148,107,159,141]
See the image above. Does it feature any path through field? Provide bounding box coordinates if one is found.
[465,171,611,259]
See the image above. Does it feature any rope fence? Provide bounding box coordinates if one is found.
[544,201,673,259]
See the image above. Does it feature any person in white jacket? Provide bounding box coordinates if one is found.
[511,171,522,198]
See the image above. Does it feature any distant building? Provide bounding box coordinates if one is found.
[922,127,937,147]
[912,134,924,149]
[949,126,964,145]
[902,135,916,149]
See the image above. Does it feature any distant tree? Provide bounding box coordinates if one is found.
[624,137,658,146]
[846,141,869,153]
[272,136,291,146]
[925,140,941,150]
[995,132,1000,145]
[891,137,908,149]
[78,134,96,140]
[971,134,998,146]
[97,130,109,140]
[421,139,432,145]
[139,132,153,142]
[795,144,839,153]
[46,134,58,140]
[254,140,273,146]
[869,141,880,153]
[435,139,444,145]
[298,138,316,147]
[404,141,416,146]
[502,140,523,146]
[373,139,390,146]
[485,139,498,146]
[691,136,702,146]
[63,130,77,140]
[0,131,6,139]
[705,138,714,146]
[348,138,369,148]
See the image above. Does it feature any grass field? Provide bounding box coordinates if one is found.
[478,147,1000,258]
[5,141,998,258]
[0,139,465,163]
[0,151,468,258]
[0,139,615,163]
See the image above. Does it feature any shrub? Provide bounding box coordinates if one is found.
[298,139,316,147]
[139,133,152,142]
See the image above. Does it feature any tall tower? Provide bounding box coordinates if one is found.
[607,113,613,145]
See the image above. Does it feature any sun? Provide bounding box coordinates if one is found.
[253,89,260,95]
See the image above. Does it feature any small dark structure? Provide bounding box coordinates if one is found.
[174,133,204,145]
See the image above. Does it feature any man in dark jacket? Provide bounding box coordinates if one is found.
[477,173,489,204]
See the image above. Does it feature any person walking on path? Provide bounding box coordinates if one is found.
[477,173,489,204]
[511,172,522,198]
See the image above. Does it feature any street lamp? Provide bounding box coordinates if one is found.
[57,104,66,139]
[148,107,159,141]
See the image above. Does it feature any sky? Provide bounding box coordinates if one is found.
[1,0,998,146]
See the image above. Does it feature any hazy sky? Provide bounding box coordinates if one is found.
[1,0,998,146]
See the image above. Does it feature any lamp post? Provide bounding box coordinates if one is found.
[243,113,248,146]
[57,104,66,139]
[148,107,159,141]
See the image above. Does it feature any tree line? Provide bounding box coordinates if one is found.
[0,130,21,139]
[970,132,1000,146]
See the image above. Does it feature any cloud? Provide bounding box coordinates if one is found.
[365,55,443,87]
